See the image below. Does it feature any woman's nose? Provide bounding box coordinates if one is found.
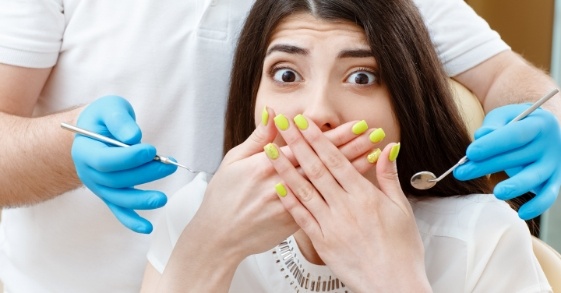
[301,88,341,132]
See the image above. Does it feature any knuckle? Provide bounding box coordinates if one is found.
[306,161,326,180]
[323,152,345,170]
[294,184,315,202]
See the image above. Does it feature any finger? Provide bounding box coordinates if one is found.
[226,106,278,162]
[273,114,344,202]
[274,182,323,240]
[375,142,407,206]
[467,118,541,161]
[89,185,168,210]
[104,106,143,144]
[493,161,556,200]
[351,148,381,174]
[454,142,541,180]
[264,142,329,218]
[290,114,363,193]
[78,95,143,144]
[339,127,386,164]
[73,139,158,172]
[281,121,381,169]
[83,160,177,188]
[104,201,154,234]
[473,104,531,140]
[517,177,560,220]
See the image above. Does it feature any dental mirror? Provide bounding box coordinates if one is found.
[410,88,559,190]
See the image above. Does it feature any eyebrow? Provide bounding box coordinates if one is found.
[338,49,373,58]
[266,44,373,59]
[267,44,309,56]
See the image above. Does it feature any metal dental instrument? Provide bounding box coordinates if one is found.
[410,88,560,190]
[60,122,200,173]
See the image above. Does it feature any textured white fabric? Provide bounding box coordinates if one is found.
[0,0,509,291]
[148,173,551,293]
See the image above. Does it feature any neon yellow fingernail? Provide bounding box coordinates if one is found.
[389,143,401,162]
[261,106,269,126]
[367,148,382,164]
[351,120,368,135]
[275,183,287,197]
[294,114,308,130]
[264,143,279,159]
[369,128,385,143]
[274,114,289,131]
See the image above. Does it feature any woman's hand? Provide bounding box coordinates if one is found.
[266,114,430,293]
[158,109,384,292]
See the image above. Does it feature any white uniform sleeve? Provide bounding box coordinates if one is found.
[414,0,511,76]
[467,201,552,292]
[147,172,210,273]
[0,0,65,68]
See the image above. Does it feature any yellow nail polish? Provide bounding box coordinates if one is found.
[264,143,279,160]
[261,106,269,126]
[274,114,290,131]
[389,143,401,162]
[351,120,368,135]
[294,114,308,130]
[367,148,382,164]
[275,183,287,197]
[369,128,385,143]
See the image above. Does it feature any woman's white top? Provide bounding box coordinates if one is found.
[148,173,551,293]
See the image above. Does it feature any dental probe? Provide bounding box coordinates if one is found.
[60,122,198,173]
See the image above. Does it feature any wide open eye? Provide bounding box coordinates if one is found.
[346,70,377,85]
[273,68,303,83]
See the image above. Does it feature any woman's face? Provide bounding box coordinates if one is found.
[254,13,400,175]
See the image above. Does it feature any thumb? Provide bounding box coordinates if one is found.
[375,142,407,205]
[225,106,278,162]
[78,95,143,145]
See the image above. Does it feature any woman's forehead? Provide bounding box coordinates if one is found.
[268,12,367,47]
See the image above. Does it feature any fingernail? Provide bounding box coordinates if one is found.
[274,114,289,131]
[351,120,368,135]
[389,143,400,162]
[367,148,382,164]
[264,143,279,159]
[369,128,385,143]
[294,114,308,130]
[275,182,287,197]
[261,106,269,126]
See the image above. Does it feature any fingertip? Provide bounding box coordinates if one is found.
[106,203,154,234]
[473,126,494,140]
[493,184,515,201]
[147,192,168,209]
[275,182,288,198]
[517,189,557,220]
[518,205,541,221]
[109,116,142,144]
[133,222,154,234]
[453,164,474,181]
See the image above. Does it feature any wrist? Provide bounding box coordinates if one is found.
[159,217,246,292]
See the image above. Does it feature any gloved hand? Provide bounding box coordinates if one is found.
[454,103,561,220]
[71,96,177,233]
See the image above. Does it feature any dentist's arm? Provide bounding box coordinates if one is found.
[0,63,83,206]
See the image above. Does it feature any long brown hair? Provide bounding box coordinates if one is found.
[224,0,491,198]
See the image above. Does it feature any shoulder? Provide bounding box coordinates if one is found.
[413,194,550,292]
[413,194,520,240]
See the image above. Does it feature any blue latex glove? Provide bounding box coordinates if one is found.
[454,103,561,220]
[71,96,177,233]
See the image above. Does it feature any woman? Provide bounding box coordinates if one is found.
[141,0,551,292]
